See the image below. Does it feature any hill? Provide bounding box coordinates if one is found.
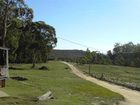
[48,49,85,60]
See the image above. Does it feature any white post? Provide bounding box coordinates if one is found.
[6,50,8,68]
[6,50,9,77]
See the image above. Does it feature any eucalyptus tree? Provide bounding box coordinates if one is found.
[30,21,57,67]
[0,0,33,47]
[16,21,57,67]
[5,19,23,62]
[0,0,33,65]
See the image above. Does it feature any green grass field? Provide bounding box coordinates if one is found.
[0,61,123,105]
[76,64,140,90]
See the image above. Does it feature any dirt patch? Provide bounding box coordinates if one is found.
[0,91,9,97]
[39,66,48,70]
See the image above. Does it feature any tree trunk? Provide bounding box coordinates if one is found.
[32,62,35,68]
[0,3,8,66]
[1,2,8,47]
[32,51,36,68]
[2,20,7,47]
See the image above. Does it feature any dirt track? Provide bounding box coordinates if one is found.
[62,62,140,105]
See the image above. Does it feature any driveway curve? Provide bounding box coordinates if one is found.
[62,62,140,105]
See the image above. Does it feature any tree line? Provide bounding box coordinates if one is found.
[77,42,140,68]
[0,0,57,67]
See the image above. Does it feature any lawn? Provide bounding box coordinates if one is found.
[76,64,140,90]
[0,61,123,105]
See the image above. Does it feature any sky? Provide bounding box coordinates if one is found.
[25,0,140,53]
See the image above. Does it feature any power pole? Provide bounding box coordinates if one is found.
[88,61,91,75]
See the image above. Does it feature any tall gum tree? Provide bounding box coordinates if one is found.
[0,0,33,47]
[27,21,57,68]
[0,0,33,65]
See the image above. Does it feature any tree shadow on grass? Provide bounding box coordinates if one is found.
[10,76,28,81]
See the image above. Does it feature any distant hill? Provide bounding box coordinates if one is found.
[48,49,85,60]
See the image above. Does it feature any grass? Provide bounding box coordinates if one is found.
[76,63,140,90]
[0,61,123,105]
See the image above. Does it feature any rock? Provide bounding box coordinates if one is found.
[38,91,53,101]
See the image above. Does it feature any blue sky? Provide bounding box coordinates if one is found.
[25,0,140,53]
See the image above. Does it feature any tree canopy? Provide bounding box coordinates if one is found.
[0,0,57,66]
[0,0,33,46]
[76,42,140,68]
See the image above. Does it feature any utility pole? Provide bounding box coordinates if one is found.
[88,61,91,75]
